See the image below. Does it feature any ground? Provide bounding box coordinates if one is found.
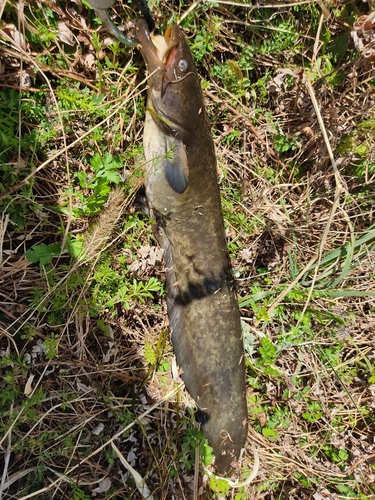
[1,0,375,499]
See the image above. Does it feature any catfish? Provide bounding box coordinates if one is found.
[135,19,248,473]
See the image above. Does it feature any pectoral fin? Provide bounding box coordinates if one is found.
[165,140,189,194]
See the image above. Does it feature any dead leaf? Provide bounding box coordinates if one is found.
[313,487,339,499]
[267,68,296,94]
[58,20,76,46]
[92,477,112,496]
[351,11,375,60]
[77,33,91,46]
[111,442,154,500]
[129,245,164,276]
[92,423,105,436]
[240,248,253,263]
[24,373,35,396]
[82,52,96,70]
[257,412,267,427]
[76,380,92,392]
[3,23,26,49]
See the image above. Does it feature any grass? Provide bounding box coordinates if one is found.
[1,0,375,498]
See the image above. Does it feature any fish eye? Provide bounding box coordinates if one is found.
[178,59,188,72]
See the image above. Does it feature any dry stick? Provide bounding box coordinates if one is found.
[0,326,21,355]
[0,403,13,499]
[346,452,375,475]
[179,0,204,24]
[111,442,154,500]
[316,0,330,19]
[295,79,345,326]
[17,383,184,500]
[295,0,348,323]
[0,0,6,21]
[306,86,347,193]
[311,9,325,68]
[0,211,9,267]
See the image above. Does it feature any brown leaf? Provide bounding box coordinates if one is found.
[82,52,96,70]
[3,23,26,49]
[58,20,76,46]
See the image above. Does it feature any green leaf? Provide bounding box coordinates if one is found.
[144,342,156,365]
[76,171,87,189]
[259,336,277,362]
[328,34,348,60]
[262,428,279,441]
[327,290,375,298]
[90,152,103,171]
[26,243,60,265]
[102,169,121,184]
[66,238,84,259]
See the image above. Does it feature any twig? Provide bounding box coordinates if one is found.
[294,77,347,323]
[0,404,13,499]
[111,442,153,499]
[179,0,204,24]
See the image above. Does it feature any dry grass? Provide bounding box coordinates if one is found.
[1,0,375,499]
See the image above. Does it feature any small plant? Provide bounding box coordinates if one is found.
[257,336,280,377]
[321,445,350,470]
[209,475,231,497]
[26,242,62,265]
[302,401,324,423]
[179,427,205,469]
[43,333,60,360]
[144,341,157,366]
[72,152,123,218]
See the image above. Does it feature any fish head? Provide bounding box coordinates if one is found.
[135,19,205,143]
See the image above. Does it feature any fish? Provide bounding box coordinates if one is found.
[135,19,248,474]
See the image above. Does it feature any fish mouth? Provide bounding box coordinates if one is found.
[135,19,180,71]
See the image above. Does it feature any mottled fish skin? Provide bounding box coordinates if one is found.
[135,19,248,473]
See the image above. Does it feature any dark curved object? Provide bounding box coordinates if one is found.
[133,0,155,32]
[94,8,137,47]
[87,0,154,47]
